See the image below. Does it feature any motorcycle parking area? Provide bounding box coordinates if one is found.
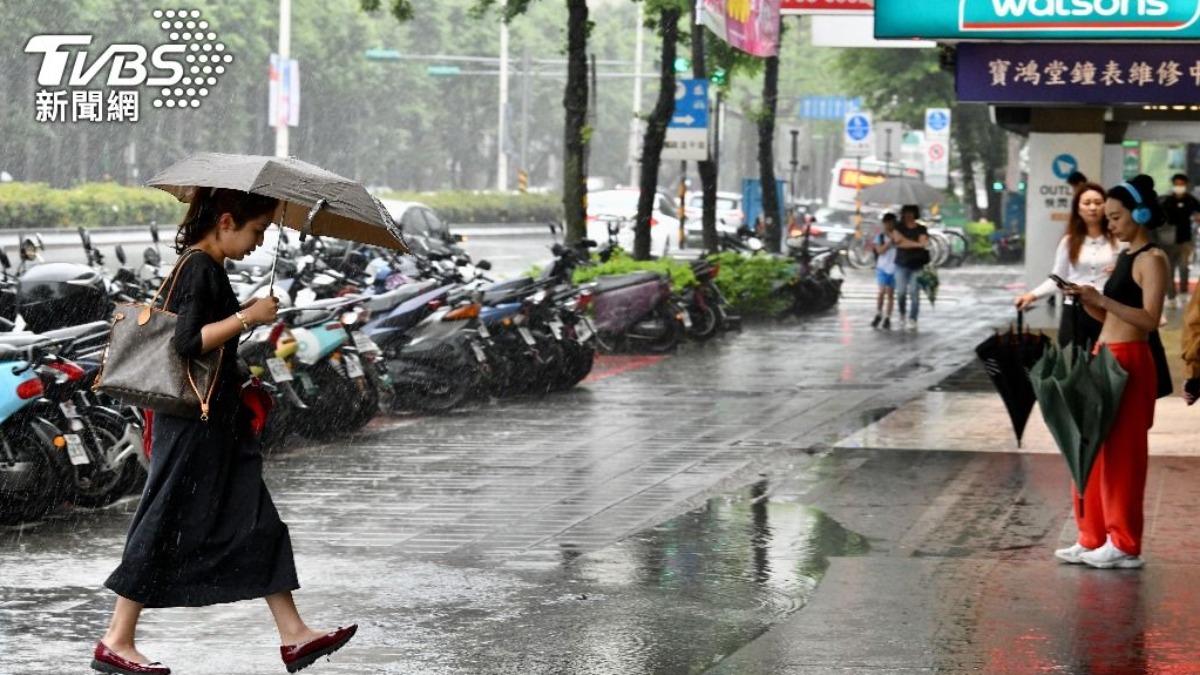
[2,266,1105,675]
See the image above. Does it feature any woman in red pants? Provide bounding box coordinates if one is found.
[1061,174,1169,569]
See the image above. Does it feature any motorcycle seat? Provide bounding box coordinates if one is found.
[592,271,664,293]
[365,280,437,312]
[481,277,537,304]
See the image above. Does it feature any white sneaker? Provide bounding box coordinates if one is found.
[908,320,918,333]
[1054,542,1094,564]
[1079,539,1144,569]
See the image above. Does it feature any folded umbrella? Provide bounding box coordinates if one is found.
[147,152,408,252]
[975,310,1050,447]
[1029,342,1127,514]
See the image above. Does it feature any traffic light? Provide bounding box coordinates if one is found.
[517,170,528,194]
[711,68,727,85]
[673,57,690,73]
[992,181,1004,192]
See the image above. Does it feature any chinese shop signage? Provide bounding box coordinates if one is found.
[957,43,1200,104]
[876,0,1200,40]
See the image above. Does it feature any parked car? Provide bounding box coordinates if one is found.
[379,200,466,257]
[586,189,680,255]
[683,191,744,244]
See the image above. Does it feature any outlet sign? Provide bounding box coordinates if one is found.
[876,0,1200,39]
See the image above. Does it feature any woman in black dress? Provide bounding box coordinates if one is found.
[93,188,356,675]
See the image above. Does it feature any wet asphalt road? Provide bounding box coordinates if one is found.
[0,264,1049,674]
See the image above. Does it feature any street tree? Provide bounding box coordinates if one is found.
[757,15,784,254]
[634,0,684,261]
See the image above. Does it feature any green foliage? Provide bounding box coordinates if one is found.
[380,190,561,223]
[965,220,997,260]
[571,249,697,291]
[0,182,183,230]
[707,251,796,317]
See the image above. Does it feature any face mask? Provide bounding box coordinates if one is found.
[1175,185,1188,196]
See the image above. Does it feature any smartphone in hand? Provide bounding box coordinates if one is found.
[1049,274,1077,290]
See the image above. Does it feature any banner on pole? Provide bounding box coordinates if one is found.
[269,53,300,129]
[701,0,782,58]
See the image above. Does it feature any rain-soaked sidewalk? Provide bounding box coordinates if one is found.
[6,266,1195,674]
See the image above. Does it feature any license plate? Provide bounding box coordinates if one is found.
[266,357,293,383]
[64,433,89,466]
[477,322,491,339]
[352,331,380,355]
[470,341,487,363]
[517,326,537,347]
[343,353,365,379]
[59,401,79,419]
[681,310,693,329]
[576,318,594,343]
[547,319,564,341]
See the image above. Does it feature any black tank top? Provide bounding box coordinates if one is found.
[1102,243,1156,309]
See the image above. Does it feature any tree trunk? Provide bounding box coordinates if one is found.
[758,43,781,253]
[635,5,679,261]
[563,0,590,245]
[692,3,719,254]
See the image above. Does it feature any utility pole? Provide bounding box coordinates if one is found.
[520,46,531,180]
[789,129,799,213]
[274,0,291,158]
[628,2,645,186]
[497,1,510,191]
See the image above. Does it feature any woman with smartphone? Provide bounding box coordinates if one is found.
[1014,182,1118,348]
[1057,174,1169,570]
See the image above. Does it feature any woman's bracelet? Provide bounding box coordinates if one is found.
[235,310,251,331]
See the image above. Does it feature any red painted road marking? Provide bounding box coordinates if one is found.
[583,354,668,384]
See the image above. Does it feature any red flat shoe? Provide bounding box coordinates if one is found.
[91,641,171,675]
[280,625,358,673]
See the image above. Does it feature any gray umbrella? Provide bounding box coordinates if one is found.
[147,152,408,252]
[859,177,945,207]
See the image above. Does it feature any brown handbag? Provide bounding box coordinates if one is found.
[94,248,223,420]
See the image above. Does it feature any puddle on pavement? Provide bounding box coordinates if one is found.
[441,479,868,675]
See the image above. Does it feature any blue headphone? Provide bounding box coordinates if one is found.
[1121,182,1153,226]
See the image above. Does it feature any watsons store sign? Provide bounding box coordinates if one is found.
[876,0,1200,38]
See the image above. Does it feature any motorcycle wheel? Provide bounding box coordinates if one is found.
[293,360,363,440]
[528,331,566,396]
[68,408,143,509]
[686,301,720,341]
[393,341,478,413]
[0,426,60,525]
[637,304,683,354]
[554,340,595,390]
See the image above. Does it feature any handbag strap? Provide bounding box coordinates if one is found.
[187,345,223,421]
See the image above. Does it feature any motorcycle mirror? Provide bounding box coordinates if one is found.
[150,222,160,243]
[551,243,565,256]
[19,238,37,261]
[476,259,492,271]
[547,221,560,236]
[0,248,9,270]
[143,247,160,267]
[453,233,466,243]
[115,244,127,265]
[455,257,470,267]
[581,239,598,248]
[34,234,43,249]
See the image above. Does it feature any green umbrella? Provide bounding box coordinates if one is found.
[916,266,939,305]
[1028,343,1127,514]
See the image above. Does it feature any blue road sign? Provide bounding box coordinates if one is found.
[927,110,949,132]
[1052,153,1078,180]
[670,79,709,129]
[846,114,871,142]
[797,95,862,121]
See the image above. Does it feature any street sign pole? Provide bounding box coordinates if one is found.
[275,0,291,158]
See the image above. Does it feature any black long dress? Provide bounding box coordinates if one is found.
[105,250,299,608]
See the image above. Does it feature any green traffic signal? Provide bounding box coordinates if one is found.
[673,57,690,73]
[711,68,727,85]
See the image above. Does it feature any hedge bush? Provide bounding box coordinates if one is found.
[707,251,797,317]
[570,249,697,291]
[965,220,997,260]
[0,183,562,230]
[381,190,562,224]
[0,182,184,230]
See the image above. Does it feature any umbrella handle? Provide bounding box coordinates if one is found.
[1016,307,1024,335]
